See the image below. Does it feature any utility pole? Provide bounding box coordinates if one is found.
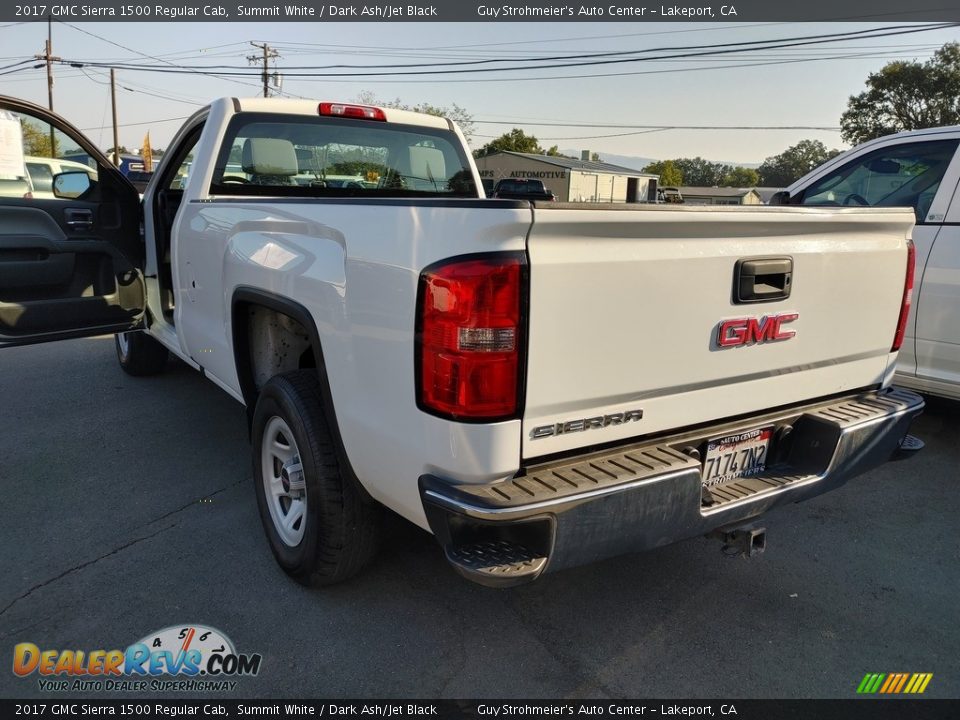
[34,16,60,156]
[247,42,279,98]
[110,68,120,168]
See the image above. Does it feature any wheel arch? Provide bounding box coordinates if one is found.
[231,287,371,500]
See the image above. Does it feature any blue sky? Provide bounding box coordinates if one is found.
[2,21,958,164]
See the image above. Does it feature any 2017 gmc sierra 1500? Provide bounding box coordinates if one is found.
[0,96,923,587]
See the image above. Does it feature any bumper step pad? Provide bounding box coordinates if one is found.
[446,541,547,587]
[702,473,809,508]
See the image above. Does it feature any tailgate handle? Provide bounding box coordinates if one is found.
[735,257,792,303]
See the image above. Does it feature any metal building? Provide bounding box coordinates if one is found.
[678,187,765,205]
[474,151,659,203]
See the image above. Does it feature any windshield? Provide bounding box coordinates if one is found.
[210,113,477,198]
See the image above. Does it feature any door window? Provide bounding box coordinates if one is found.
[0,109,95,200]
[799,139,959,222]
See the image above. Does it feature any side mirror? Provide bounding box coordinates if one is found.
[769,190,792,205]
[52,171,92,199]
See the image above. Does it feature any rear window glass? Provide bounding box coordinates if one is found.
[26,162,53,192]
[210,113,476,198]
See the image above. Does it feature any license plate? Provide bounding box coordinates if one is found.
[701,426,773,486]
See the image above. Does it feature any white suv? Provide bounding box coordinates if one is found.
[24,155,98,199]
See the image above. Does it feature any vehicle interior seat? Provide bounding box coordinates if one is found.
[242,138,298,186]
[406,146,446,191]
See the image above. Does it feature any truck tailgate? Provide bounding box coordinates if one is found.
[522,204,914,459]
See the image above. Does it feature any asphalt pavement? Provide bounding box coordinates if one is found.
[1,336,957,699]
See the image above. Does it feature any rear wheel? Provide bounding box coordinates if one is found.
[115,330,169,376]
[252,370,379,586]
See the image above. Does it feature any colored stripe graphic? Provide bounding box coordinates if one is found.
[857,673,932,694]
[857,674,885,693]
[893,673,909,693]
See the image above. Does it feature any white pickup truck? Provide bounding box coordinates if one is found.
[774,125,960,401]
[0,95,924,587]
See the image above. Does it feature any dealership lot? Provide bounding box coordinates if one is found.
[1,336,958,699]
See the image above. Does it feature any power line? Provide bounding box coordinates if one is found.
[3,41,940,85]
[302,44,949,85]
[56,20,269,94]
[79,66,206,106]
[56,22,957,77]
[474,121,842,130]
[0,58,34,72]
[80,116,192,131]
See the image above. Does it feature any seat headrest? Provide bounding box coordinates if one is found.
[242,138,298,176]
[407,146,446,181]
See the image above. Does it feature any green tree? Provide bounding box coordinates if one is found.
[474,128,542,158]
[757,140,840,187]
[545,145,575,158]
[21,121,53,156]
[642,160,683,187]
[722,166,760,187]
[355,91,476,143]
[673,157,727,186]
[841,42,960,145]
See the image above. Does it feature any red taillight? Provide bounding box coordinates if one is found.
[417,253,526,421]
[892,239,916,352]
[318,102,386,121]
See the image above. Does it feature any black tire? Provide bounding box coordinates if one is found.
[252,369,379,586]
[115,330,169,376]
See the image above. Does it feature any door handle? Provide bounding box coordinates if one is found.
[64,208,94,231]
[734,257,793,303]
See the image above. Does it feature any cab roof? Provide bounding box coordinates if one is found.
[228,97,452,131]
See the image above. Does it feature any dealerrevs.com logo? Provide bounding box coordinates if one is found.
[13,624,262,692]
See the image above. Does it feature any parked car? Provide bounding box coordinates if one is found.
[773,125,960,401]
[658,186,684,204]
[24,155,97,199]
[492,178,556,201]
[125,170,154,194]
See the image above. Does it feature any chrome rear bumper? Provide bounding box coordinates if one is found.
[420,387,924,587]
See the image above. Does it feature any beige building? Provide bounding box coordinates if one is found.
[474,151,659,203]
[678,187,765,205]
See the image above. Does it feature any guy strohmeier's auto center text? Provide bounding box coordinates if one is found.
[477,4,736,17]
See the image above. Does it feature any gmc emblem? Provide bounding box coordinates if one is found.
[717,313,798,348]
